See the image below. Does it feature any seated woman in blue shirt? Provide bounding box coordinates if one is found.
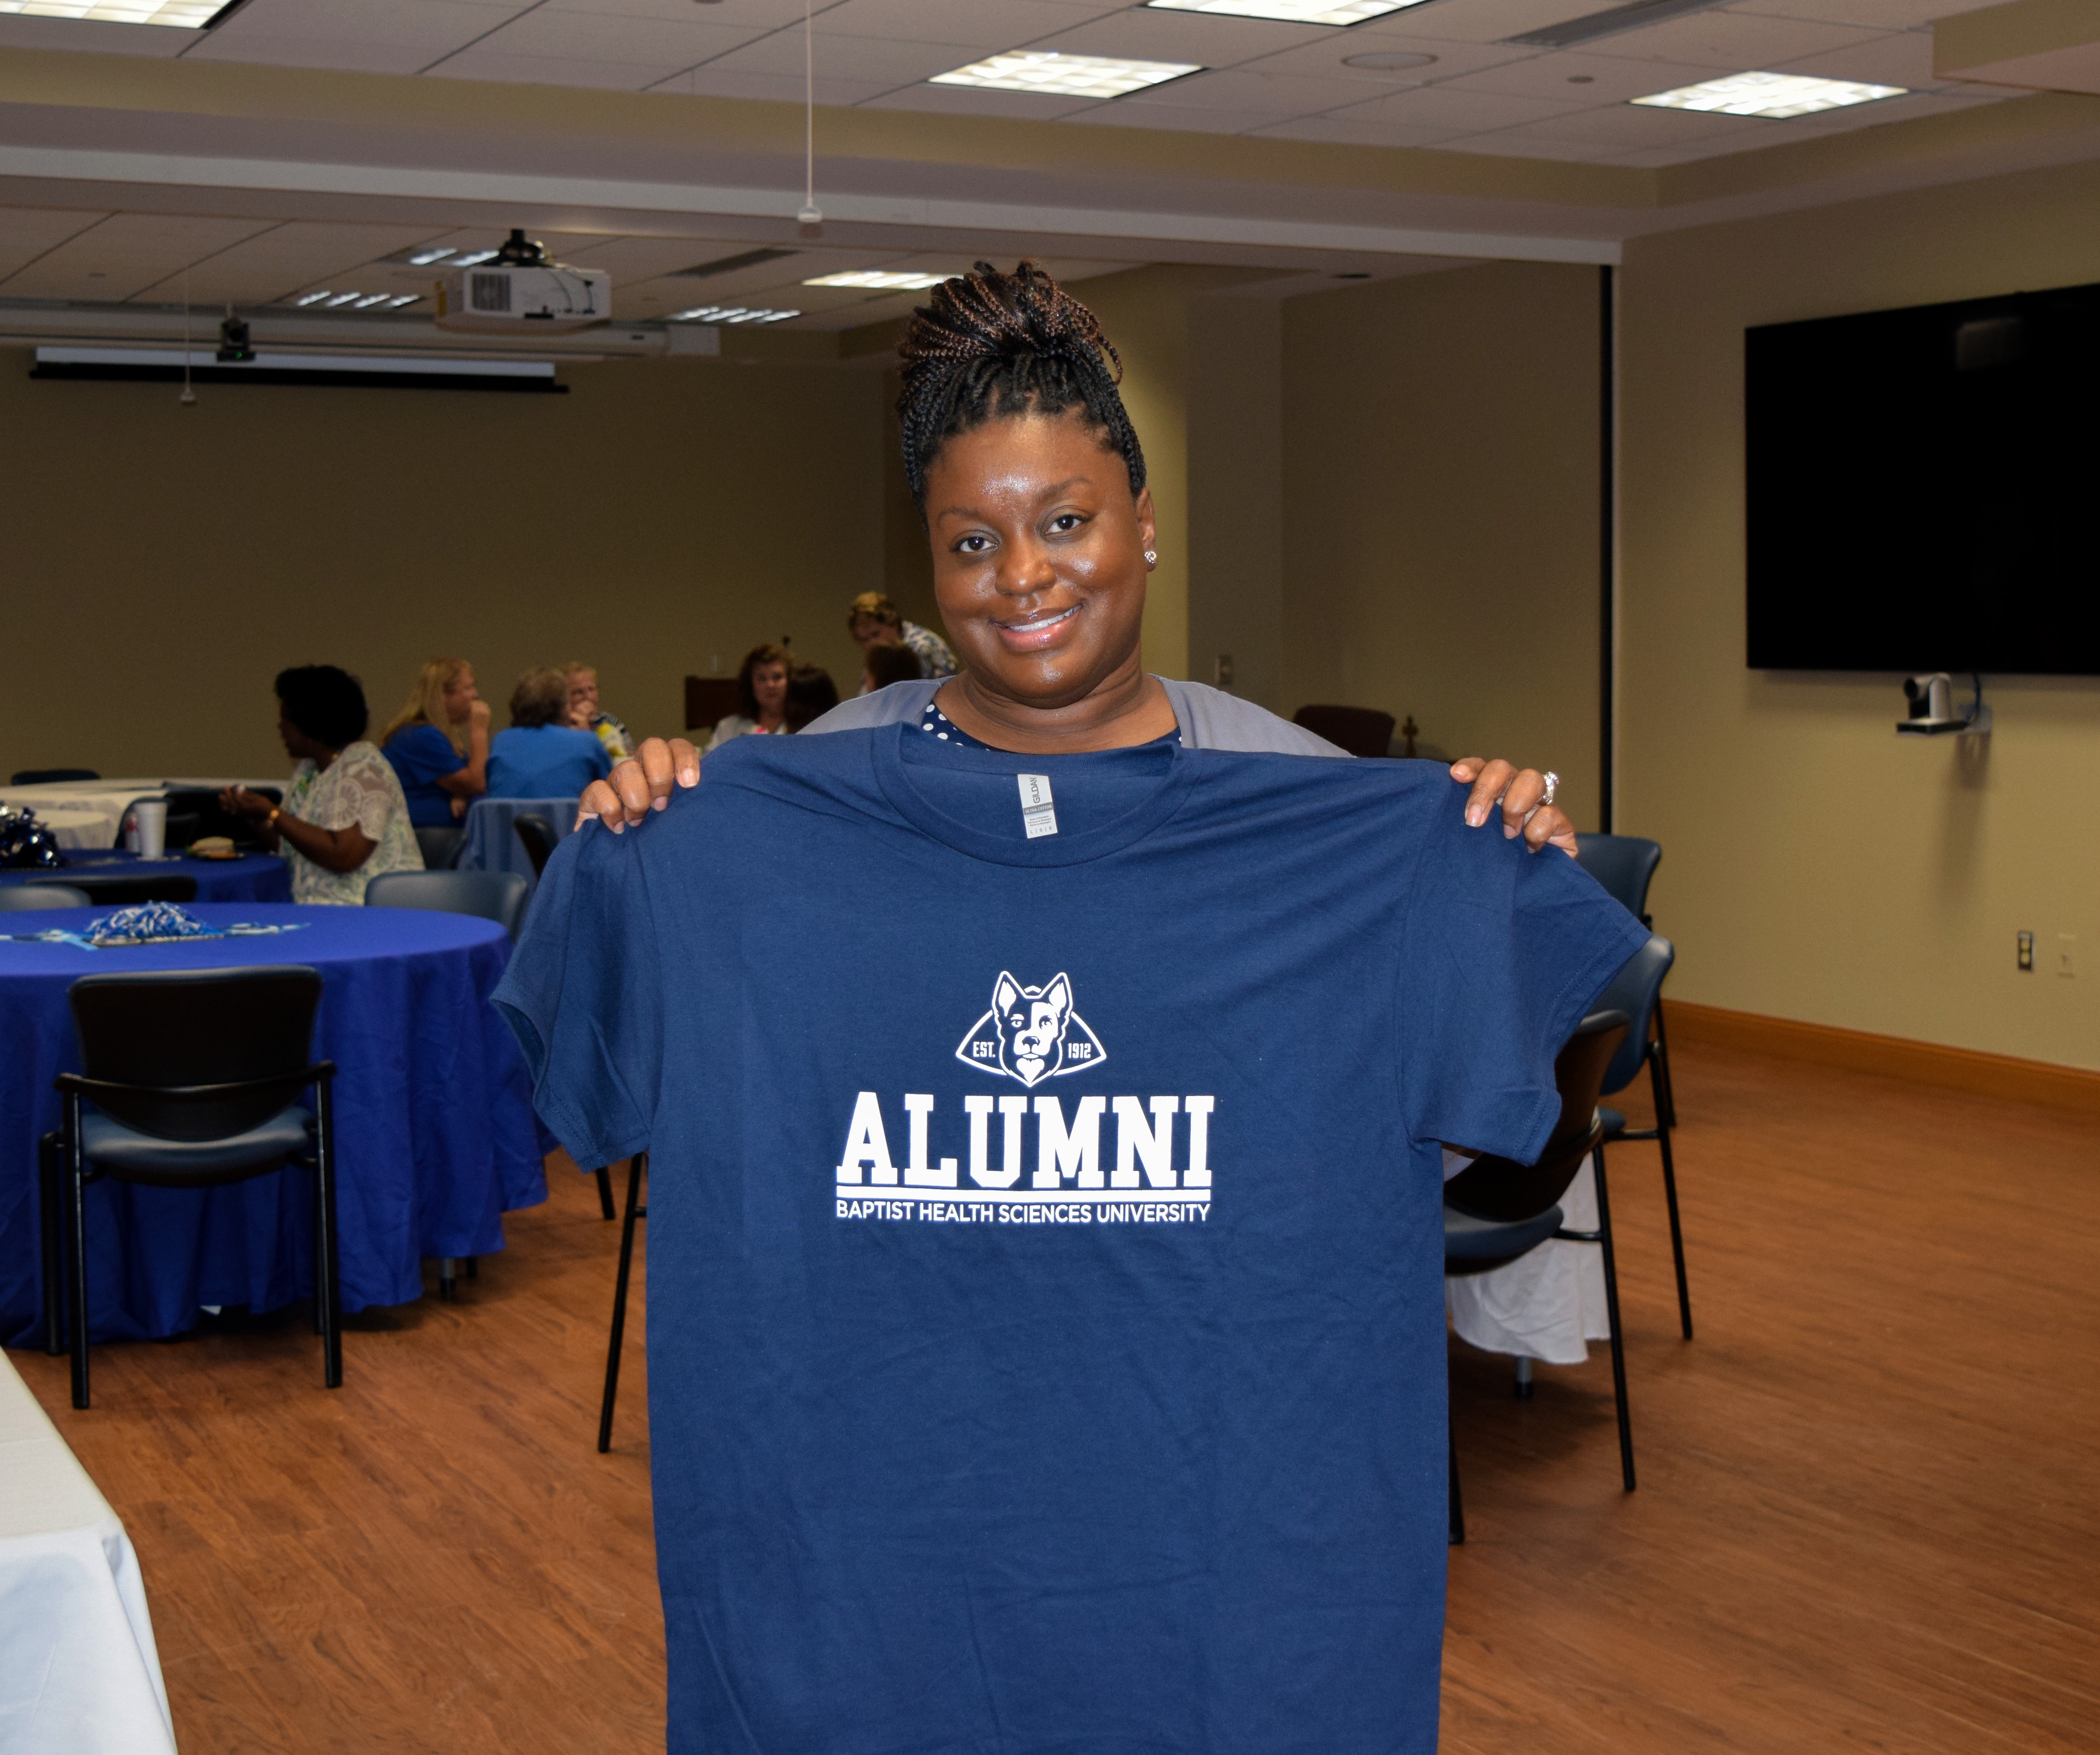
[380,657,490,827]
[489,666,615,799]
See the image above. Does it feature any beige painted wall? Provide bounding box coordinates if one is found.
[1279,262,1604,812]
[4,352,887,780]
[1619,158,2100,1070]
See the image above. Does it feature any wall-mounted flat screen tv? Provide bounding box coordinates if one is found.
[1745,280,2100,674]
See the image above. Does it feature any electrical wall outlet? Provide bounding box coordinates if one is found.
[2017,930,2034,971]
[2059,935,2077,979]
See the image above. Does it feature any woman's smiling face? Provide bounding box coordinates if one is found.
[925,410,1155,711]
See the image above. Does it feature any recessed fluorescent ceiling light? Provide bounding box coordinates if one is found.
[385,294,421,308]
[803,271,953,290]
[351,294,393,309]
[291,291,333,307]
[0,2,222,23]
[450,250,501,268]
[1631,70,1905,118]
[669,306,800,324]
[322,292,364,307]
[930,51,1201,100]
[405,247,456,266]
[1147,0,1430,23]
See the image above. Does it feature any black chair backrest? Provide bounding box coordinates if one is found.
[11,768,99,785]
[1593,935,1675,1098]
[68,966,323,1141]
[512,812,558,879]
[1442,1010,1630,1224]
[1,883,90,910]
[414,824,464,872]
[1574,834,1662,922]
[364,869,530,939]
[1291,704,1396,759]
[63,872,200,906]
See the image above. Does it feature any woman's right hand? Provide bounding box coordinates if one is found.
[467,698,492,732]
[577,736,701,832]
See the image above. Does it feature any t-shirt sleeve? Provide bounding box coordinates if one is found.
[493,823,663,1169]
[384,724,464,788]
[1398,786,1650,1163]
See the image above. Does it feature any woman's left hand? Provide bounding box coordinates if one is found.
[1448,758,1577,857]
[219,785,276,820]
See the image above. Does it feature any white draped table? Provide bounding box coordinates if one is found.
[0,778,281,852]
[0,1352,177,1754]
[1445,1158,1612,1365]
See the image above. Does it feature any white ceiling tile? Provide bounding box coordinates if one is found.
[1124,65,1398,113]
[1606,136,1762,164]
[853,82,1106,120]
[1248,114,1471,147]
[692,30,992,83]
[0,207,108,281]
[816,0,1128,48]
[1441,49,1724,102]
[1340,0,1621,47]
[188,0,526,75]
[1021,8,1338,69]
[1590,10,1884,71]
[1764,29,1954,88]
[1326,82,1595,130]
[443,6,763,67]
[1518,100,1773,147]
[1722,0,1979,27]
[1750,83,2010,132]
[652,65,902,102]
[0,213,279,303]
[431,48,694,89]
[0,15,198,56]
[547,236,763,283]
[131,220,455,304]
[1232,32,1539,84]
[540,0,809,22]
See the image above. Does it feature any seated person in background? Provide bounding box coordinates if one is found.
[784,663,840,733]
[222,664,423,905]
[848,590,957,690]
[565,662,632,761]
[489,667,615,798]
[704,644,790,753]
[861,641,923,696]
[380,657,489,826]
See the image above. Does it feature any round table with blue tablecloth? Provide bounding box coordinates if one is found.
[0,903,547,1348]
[459,796,577,893]
[0,849,291,905]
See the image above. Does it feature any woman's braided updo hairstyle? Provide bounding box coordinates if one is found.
[896,261,1146,510]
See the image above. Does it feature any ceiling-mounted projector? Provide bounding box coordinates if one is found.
[434,229,610,334]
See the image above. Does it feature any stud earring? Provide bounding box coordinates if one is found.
[1144,550,1157,564]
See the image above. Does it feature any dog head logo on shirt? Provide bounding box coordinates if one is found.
[955,971,1109,1087]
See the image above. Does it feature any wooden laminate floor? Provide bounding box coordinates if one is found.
[14,1044,2099,1753]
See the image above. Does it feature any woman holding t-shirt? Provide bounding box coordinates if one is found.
[580,264,1567,847]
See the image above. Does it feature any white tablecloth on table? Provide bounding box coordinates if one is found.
[0,778,279,852]
[458,796,578,892]
[0,1351,177,1754]
[1445,1158,1611,1365]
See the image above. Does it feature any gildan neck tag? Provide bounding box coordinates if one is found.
[875,721,1196,868]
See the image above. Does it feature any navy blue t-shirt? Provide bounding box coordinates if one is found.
[495,727,1645,1755]
[383,721,466,828]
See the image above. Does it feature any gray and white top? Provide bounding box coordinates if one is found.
[282,741,424,905]
[807,678,1345,758]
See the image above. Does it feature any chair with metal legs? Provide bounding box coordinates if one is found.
[1443,1009,1634,1542]
[598,1153,647,1452]
[40,966,342,1409]
[1574,834,1676,1128]
[1591,935,1692,1339]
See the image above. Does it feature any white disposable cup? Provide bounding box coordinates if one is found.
[133,799,167,860]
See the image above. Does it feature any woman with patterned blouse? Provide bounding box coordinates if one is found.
[221,665,424,905]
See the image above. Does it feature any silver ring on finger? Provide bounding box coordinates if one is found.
[1540,771,1558,808]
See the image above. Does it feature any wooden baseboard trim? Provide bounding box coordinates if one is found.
[1666,1001,2100,1117]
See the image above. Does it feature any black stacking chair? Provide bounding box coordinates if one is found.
[413,825,464,871]
[11,767,99,785]
[1591,935,1691,1339]
[598,1152,648,1452]
[1573,833,1675,1125]
[42,967,340,1409]
[1,883,90,910]
[364,869,529,939]
[1443,1009,1632,1542]
[512,812,559,881]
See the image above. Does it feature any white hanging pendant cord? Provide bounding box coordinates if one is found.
[797,0,821,227]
